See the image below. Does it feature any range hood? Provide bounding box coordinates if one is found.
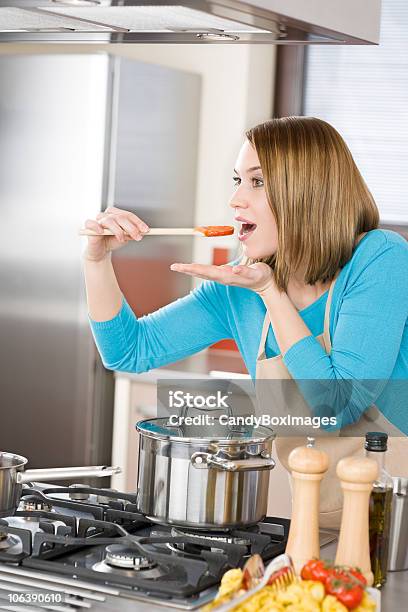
[0,0,381,45]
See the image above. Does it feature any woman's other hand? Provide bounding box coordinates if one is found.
[170,261,275,295]
[83,206,150,262]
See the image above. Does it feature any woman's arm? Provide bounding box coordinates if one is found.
[89,280,232,373]
[83,206,150,321]
[82,206,232,372]
[84,255,122,321]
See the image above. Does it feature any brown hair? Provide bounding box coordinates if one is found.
[245,116,379,291]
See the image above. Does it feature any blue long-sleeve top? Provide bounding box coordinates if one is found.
[90,229,408,433]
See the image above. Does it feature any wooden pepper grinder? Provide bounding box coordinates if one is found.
[285,438,329,574]
[335,456,379,586]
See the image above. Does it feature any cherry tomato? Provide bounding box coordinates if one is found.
[300,559,333,583]
[344,566,367,587]
[325,572,364,609]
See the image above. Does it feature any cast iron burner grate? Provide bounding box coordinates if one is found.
[0,484,290,601]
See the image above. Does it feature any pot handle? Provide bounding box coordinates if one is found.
[17,465,122,484]
[191,452,275,472]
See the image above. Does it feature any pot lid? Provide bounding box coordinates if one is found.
[136,417,275,444]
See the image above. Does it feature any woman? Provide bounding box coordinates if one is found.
[84,116,408,526]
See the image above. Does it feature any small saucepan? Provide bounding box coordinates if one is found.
[0,451,121,517]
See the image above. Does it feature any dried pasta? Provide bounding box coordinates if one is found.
[201,569,376,612]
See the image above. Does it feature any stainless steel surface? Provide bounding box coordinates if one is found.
[0,54,200,475]
[0,0,381,45]
[107,55,199,317]
[0,565,119,597]
[388,476,408,571]
[0,54,114,472]
[136,418,275,529]
[18,465,121,483]
[0,451,121,516]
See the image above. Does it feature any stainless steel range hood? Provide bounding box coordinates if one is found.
[0,1,382,45]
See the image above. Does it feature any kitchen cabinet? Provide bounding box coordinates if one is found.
[110,376,157,493]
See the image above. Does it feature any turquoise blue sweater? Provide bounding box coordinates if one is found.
[90,229,408,433]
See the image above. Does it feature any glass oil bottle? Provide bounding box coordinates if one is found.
[365,432,393,588]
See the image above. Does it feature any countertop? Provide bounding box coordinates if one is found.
[114,348,250,382]
[88,539,406,612]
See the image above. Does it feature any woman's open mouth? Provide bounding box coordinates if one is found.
[238,222,257,242]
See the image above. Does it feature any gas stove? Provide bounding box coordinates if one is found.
[0,483,290,610]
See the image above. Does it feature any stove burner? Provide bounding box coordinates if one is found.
[19,496,53,513]
[105,544,156,570]
[92,543,163,578]
[68,484,90,501]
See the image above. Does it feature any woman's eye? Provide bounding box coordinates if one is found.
[252,177,264,188]
[232,176,241,187]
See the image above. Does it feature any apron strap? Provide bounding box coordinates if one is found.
[257,273,339,360]
[322,273,339,351]
[257,309,271,360]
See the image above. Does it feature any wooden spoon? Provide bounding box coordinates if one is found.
[79,225,234,238]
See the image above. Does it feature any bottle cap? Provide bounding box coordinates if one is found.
[365,431,388,452]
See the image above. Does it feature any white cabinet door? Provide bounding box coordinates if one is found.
[111,377,157,492]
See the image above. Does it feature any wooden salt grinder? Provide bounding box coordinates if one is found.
[285,441,329,574]
[335,456,379,586]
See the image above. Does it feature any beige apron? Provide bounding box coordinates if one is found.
[255,276,408,529]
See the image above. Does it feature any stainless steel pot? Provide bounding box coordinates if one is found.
[136,418,275,530]
[0,451,121,517]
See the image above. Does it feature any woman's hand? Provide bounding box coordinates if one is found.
[170,261,276,295]
[83,206,150,262]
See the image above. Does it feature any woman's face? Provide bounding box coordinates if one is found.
[229,139,278,259]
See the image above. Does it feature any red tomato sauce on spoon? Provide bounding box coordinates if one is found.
[195,225,234,237]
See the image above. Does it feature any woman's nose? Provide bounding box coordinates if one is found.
[228,189,248,210]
